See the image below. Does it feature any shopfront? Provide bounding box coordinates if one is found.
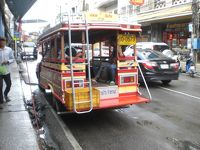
[163,23,190,49]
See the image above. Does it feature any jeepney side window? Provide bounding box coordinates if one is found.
[56,38,61,60]
[43,42,51,60]
[50,39,55,59]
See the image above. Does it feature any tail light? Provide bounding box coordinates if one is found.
[142,61,157,70]
[170,63,179,71]
[120,75,136,85]
[65,80,84,88]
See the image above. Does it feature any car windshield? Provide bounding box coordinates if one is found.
[138,50,166,60]
[23,42,36,47]
[153,45,169,51]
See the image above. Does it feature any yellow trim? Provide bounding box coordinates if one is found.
[119,86,137,93]
[42,62,85,71]
[117,60,137,68]
[118,72,137,76]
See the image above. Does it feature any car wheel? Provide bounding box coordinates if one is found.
[189,72,195,78]
[37,72,45,92]
[52,95,66,112]
[21,55,24,60]
[162,80,171,85]
[34,54,38,60]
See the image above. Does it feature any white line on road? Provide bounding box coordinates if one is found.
[160,87,200,102]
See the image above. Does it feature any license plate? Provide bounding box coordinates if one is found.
[160,64,169,69]
[96,86,119,99]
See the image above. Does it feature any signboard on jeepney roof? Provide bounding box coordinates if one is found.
[85,12,118,22]
[117,34,136,45]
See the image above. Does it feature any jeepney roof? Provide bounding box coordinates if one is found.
[38,12,141,41]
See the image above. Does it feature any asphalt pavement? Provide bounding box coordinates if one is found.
[22,59,200,150]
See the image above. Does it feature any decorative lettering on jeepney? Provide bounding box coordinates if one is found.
[86,12,118,22]
[117,34,136,45]
[100,89,117,96]
[95,86,119,99]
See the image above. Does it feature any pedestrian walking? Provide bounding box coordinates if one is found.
[0,36,14,108]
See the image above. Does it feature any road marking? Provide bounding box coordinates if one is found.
[160,87,200,102]
[42,94,82,150]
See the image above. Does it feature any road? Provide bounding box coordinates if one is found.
[21,59,200,150]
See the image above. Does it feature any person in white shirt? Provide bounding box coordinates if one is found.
[0,37,14,108]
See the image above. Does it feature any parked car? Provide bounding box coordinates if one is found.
[20,42,37,60]
[137,49,179,85]
[136,42,180,63]
[136,42,169,51]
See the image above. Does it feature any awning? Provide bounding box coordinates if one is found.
[6,0,37,21]
[97,0,117,9]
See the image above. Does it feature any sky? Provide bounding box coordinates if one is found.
[22,0,67,33]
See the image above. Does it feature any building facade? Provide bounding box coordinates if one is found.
[137,0,196,49]
[86,0,199,50]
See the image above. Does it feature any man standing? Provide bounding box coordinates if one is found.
[0,37,14,109]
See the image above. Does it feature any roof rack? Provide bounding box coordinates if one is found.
[38,12,141,41]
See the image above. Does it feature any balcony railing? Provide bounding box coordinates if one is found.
[137,0,192,14]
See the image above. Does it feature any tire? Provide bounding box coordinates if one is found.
[52,96,59,112]
[38,83,45,92]
[162,80,171,85]
[37,72,45,92]
[52,96,66,112]
[21,55,24,60]
[189,72,195,78]
[33,54,37,60]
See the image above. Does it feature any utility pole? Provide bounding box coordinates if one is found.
[192,0,199,67]
[82,0,86,11]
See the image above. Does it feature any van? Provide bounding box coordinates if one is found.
[20,42,37,60]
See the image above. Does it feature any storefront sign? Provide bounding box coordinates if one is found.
[129,0,144,5]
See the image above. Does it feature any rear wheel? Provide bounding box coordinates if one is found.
[52,96,66,112]
[162,80,171,85]
[33,54,38,60]
[21,54,24,60]
[38,83,45,92]
[189,72,195,77]
[37,72,45,92]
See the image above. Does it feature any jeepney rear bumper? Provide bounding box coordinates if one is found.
[96,94,150,109]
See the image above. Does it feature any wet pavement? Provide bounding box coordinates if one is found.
[22,59,200,150]
[0,62,39,150]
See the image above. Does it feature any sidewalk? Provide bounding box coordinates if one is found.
[0,61,40,150]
